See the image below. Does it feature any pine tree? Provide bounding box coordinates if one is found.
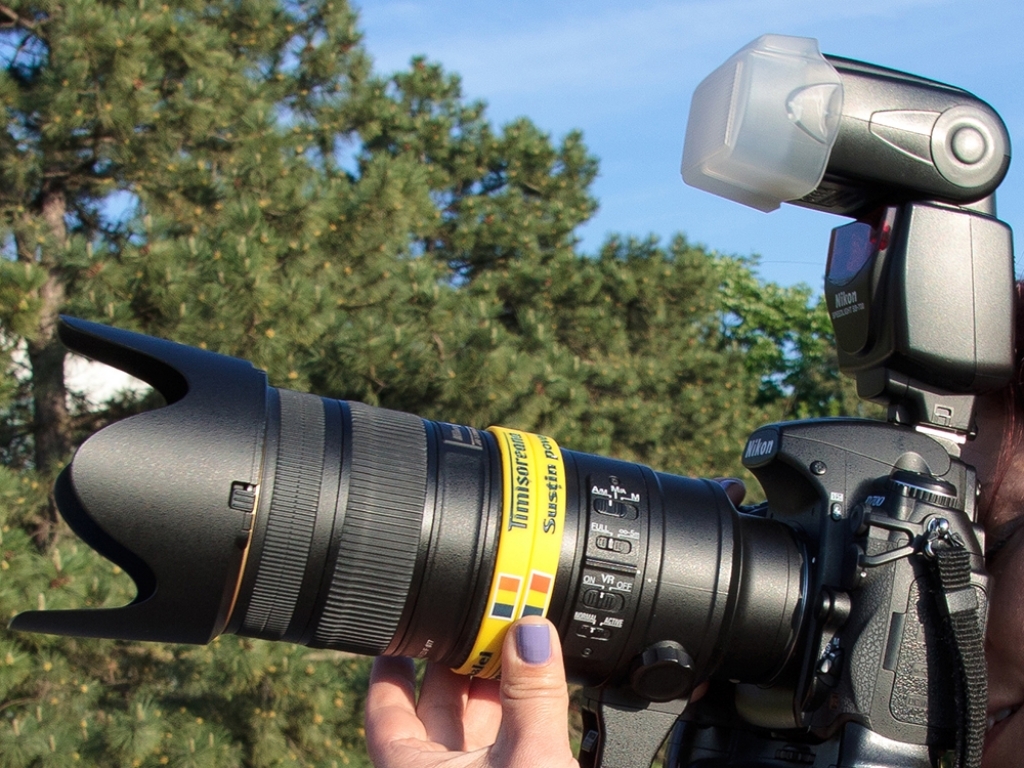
[0,1,858,765]
[0,1,428,764]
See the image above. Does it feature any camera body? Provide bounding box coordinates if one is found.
[573,415,990,768]
[655,420,986,768]
[10,35,1013,768]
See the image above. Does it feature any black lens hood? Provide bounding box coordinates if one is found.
[11,317,269,644]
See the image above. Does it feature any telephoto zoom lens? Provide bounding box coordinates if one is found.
[12,318,806,693]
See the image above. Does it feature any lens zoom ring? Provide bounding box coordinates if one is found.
[313,402,427,653]
[243,389,325,638]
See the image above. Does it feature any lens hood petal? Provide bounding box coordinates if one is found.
[11,317,270,644]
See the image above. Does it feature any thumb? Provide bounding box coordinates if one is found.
[492,618,577,768]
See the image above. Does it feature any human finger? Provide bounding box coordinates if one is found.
[491,618,577,768]
[415,662,471,750]
[461,674,502,751]
[714,477,746,506]
[364,656,431,765]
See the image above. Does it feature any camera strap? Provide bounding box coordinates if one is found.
[932,545,986,768]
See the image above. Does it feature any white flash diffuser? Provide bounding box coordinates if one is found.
[681,34,843,212]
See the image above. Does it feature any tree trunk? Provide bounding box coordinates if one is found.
[25,187,70,476]
[27,312,68,473]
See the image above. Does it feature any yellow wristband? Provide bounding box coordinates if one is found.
[518,431,564,619]
[453,427,566,678]
[480,431,564,679]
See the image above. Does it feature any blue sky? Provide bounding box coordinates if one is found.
[353,0,1024,289]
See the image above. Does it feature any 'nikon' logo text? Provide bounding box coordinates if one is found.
[834,290,858,309]
[744,437,775,460]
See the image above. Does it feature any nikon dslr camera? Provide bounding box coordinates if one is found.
[13,35,1013,768]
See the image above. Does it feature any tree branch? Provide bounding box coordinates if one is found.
[0,4,40,33]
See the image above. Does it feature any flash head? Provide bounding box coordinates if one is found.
[682,34,1011,215]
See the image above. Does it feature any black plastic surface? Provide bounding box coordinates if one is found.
[11,317,269,643]
[799,57,1011,216]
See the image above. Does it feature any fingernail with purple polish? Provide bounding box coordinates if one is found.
[516,623,551,665]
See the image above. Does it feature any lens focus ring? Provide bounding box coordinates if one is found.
[242,388,326,638]
[312,402,428,654]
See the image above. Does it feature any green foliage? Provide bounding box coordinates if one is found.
[0,464,373,767]
[0,0,866,765]
[715,256,878,420]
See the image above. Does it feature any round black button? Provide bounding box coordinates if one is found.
[630,641,695,702]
